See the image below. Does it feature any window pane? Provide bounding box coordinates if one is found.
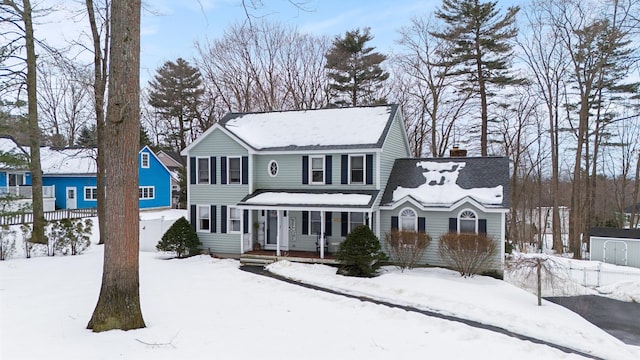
[229,158,241,184]
[310,211,321,234]
[198,158,209,183]
[149,187,154,198]
[311,157,323,170]
[350,212,365,231]
[199,206,209,230]
[460,219,476,233]
[400,217,416,231]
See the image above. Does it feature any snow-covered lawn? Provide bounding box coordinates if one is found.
[1,209,639,359]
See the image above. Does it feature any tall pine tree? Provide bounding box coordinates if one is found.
[148,58,204,152]
[325,28,389,107]
[432,0,520,156]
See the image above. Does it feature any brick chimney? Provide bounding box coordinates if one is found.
[449,145,467,157]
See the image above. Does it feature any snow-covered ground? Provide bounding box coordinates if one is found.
[1,209,639,359]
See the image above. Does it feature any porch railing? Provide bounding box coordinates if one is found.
[0,185,55,199]
[0,208,97,226]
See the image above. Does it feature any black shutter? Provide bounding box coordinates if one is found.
[341,212,348,236]
[302,211,309,235]
[341,155,348,184]
[211,205,217,233]
[366,154,374,185]
[479,219,487,235]
[221,157,227,184]
[302,156,309,184]
[325,212,332,236]
[449,218,457,233]
[190,204,196,230]
[189,157,196,184]
[210,157,216,184]
[221,205,227,233]
[391,216,398,230]
[325,155,332,184]
[418,217,426,233]
[242,156,248,185]
[243,210,249,234]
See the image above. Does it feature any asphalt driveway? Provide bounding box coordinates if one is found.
[546,295,640,346]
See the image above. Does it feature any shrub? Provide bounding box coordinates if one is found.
[384,229,431,271]
[49,218,93,256]
[0,225,16,260]
[438,232,497,277]
[336,225,388,277]
[157,217,201,257]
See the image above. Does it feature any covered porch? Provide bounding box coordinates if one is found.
[236,189,379,261]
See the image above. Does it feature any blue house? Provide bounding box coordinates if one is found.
[38,145,172,210]
[1,136,55,211]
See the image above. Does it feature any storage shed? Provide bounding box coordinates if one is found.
[590,227,640,268]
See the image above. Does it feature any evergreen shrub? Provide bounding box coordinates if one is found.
[336,225,388,277]
[157,217,201,257]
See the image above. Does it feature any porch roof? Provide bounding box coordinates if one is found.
[237,189,379,210]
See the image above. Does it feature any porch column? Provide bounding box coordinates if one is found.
[276,209,281,256]
[320,210,325,259]
[239,209,244,254]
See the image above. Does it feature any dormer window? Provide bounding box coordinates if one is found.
[310,156,324,184]
[459,210,477,233]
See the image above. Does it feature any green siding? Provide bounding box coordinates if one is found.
[253,153,377,190]
[380,201,504,271]
[378,112,411,204]
[590,237,640,268]
[189,128,250,254]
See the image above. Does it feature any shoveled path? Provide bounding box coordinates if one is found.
[241,265,603,360]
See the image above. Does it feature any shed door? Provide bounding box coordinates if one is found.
[66,187,77,209]
[604,240,627,266]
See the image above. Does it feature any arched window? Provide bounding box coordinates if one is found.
[400,208,417,231]
[458,210,477,233]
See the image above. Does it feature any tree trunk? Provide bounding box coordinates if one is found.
[631,150,640,228]
[17,0,45,244]
[87,0,145,332]
[86,0,109,245]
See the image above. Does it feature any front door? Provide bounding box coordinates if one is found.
[66,187,77,209]
[265,210,289,251]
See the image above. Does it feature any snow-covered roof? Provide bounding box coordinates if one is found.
[0,136,29,169]
[239,189,379,209]
[40,147,97,175]
[216,105,399,151]
[381,157,510,209]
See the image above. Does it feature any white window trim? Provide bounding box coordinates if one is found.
[309,211,321,235]
[268,160,279,177]
[84,186,98,201]
[228,206,242,234]
[228,156,242,185]
[349,154,366,185]
[458,209,478,234]
[309,155,325,185]
[399,207,417,231]
[139,186,155,200]
[349,212,366,231]
[196,157,210,184]
[197,205,210,232]
[141,152,150,168]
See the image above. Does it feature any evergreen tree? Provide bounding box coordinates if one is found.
[148,58,204,152]
[432,0,520,156]
[325,28,389,107]
[76,125,97,148]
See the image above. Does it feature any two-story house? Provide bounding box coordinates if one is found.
[181,104,509,272]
